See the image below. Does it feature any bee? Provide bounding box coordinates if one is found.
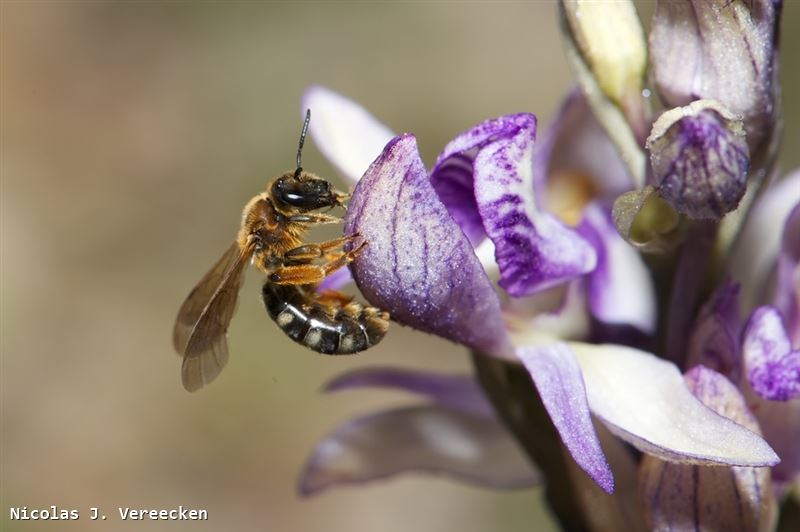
[173,111,390,392]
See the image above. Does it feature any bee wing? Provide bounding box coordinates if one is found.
[173,241,252,391]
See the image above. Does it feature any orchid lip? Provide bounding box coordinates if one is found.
[431,113,598,297]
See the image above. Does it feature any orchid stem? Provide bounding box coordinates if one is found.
[471,352,589,532]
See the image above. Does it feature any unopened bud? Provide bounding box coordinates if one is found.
[649,0,781,161]
[647,100,750,220]
[561,0,646,113]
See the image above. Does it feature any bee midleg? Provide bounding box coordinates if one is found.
[284,234,360,262]
[270,241,368,284]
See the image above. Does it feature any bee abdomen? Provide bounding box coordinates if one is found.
[262,283,389,355]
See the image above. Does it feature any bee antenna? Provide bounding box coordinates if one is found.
[294,109,311,179]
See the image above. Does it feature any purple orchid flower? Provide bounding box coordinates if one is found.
[290,1,796,528]
[295,87,779,502]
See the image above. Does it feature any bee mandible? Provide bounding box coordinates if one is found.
[173,111,389,391]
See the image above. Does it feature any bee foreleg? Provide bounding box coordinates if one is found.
[287,213,342,225]
[319,241,367,276]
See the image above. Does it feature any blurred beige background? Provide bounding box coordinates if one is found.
[2,2,798,532]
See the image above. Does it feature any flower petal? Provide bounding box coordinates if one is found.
[686,280,742,382]
[639,366,774,532]
[429,151,486,246]
[324,367,493,417]
[569,342,779,466]
[743,306,800,401]
[535,88,634,205]
[430,115,541,244]
[516,343,614,493]
[775,202,800,346]
[730,170,800,313]
[578,203,656,333]
[344,134,513,358]
[508,281,591,344]
[298,406,541,496]
[434,114,597,296]
[302,85,395,184]
[316,266,353,292]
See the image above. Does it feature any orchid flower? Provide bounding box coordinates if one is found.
[292,0,797,529]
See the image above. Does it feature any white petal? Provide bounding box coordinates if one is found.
[581,203,656,332]
[569,343,779,466]
[730,170,800,313]
[302,86,395,184]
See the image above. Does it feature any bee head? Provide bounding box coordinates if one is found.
[270,172,341,212]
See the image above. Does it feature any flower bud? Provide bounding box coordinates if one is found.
[561,0,646,113]
[560,0,649,185]
[649,0,781,160]
[647,100,750,220]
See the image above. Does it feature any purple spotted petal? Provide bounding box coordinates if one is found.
[569,343,779,466]
[730,169,800,314]
[344,135,513,358]
[430,114,537,245]
[516,343,614,493]
[324,367,493,417]
[743,306,800,401]
[578,203,656,333]
[686,280,742,382]
[775,202,800,345]
[299,405,541,496]
[639,366,774,532]
[302,85,395,184]
[469,115,597,296]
